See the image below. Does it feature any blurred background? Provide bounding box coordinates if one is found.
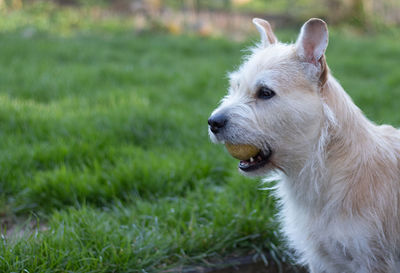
[0,1,399,272]
[1,0,400,38]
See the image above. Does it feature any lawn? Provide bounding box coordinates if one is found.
[0,4,400,273]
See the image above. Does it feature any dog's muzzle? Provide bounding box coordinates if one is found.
[208,112,273,173]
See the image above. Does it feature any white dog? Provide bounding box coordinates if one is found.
[208,18,400,273]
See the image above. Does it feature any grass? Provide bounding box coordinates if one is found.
[0,3,400,273]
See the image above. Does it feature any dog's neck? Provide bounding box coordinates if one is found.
[279,73,381,213]
[322,75,374,143]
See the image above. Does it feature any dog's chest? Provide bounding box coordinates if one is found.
[277,179,375,272]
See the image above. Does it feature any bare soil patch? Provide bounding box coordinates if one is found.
[164,255,307,273]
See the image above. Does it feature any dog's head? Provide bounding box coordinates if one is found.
[208,18,330,176]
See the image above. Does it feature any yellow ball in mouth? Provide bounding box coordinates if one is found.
[225,143,260,160]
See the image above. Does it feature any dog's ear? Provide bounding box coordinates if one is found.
[252,18,277,47]
[296,18,328,66]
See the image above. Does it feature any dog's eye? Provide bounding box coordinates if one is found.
[257,86,275,100]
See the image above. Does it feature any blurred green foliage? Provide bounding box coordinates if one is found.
[0,1,135,35]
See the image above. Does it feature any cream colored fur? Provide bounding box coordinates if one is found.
[208,18,400,272]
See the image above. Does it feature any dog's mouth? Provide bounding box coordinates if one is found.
[238,149,272,172]
[224,143,272,172]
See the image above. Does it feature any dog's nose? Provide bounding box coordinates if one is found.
[208,113,228,134]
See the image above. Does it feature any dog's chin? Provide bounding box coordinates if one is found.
[237,149,273,177]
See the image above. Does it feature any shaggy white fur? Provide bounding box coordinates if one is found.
[208,18,400,273]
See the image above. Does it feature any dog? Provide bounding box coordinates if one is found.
[208,18,400,273]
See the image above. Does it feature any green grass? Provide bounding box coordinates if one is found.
[0,13,281,271]
[0,3,400,273]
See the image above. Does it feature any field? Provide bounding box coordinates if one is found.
[1,5,400,273]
